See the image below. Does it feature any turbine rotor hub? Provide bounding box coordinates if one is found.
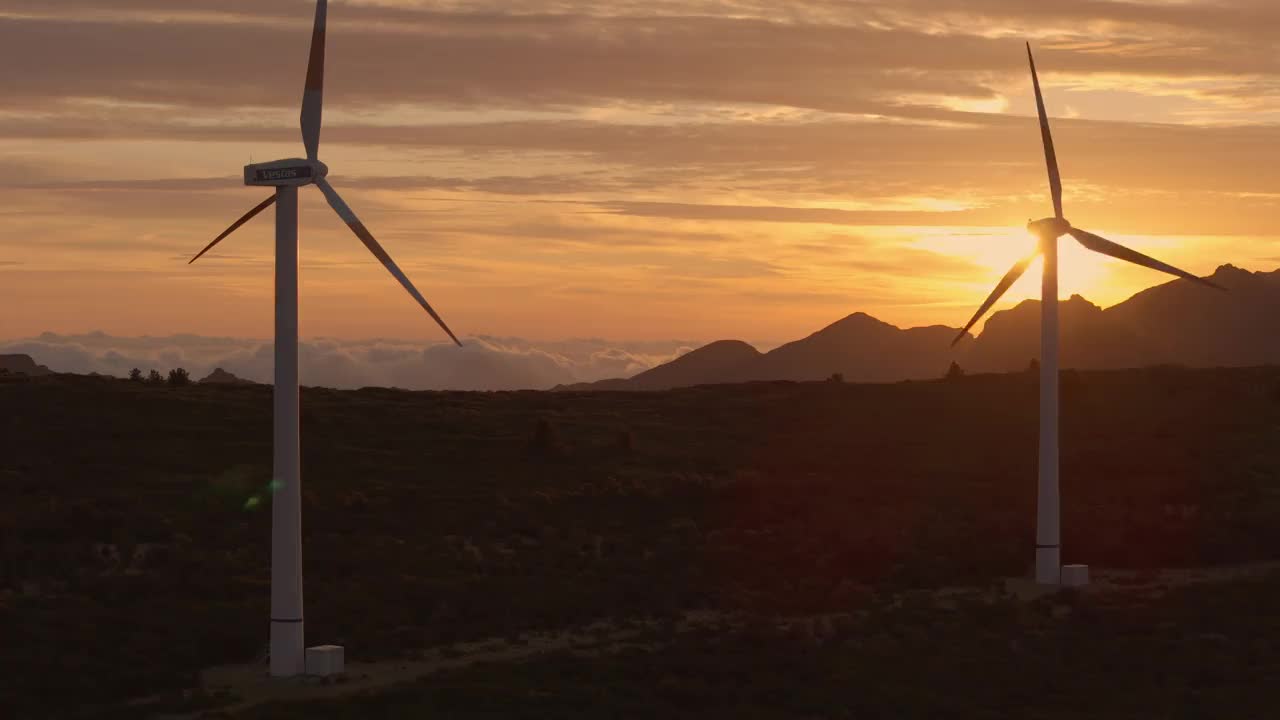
[1027,216,1072,238]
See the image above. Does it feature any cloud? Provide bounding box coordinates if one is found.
[592,200,977,227]
[4,0,1279,345]
[7,0,1279,122]
[0,332,696,390]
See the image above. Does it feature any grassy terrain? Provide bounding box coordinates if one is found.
[2,366,1279,717]
[235,573,1280,720]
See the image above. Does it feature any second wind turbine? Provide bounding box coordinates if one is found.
[953,43,1225,586]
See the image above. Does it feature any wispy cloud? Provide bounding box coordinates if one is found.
[2,0,1276,341]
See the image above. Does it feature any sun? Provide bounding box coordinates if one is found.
[914,225,1116,306]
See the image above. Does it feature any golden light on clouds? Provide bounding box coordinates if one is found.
[2,0,1277,344]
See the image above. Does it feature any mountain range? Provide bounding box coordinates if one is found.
[557,265,1280,391]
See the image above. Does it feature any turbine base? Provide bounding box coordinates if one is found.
[1061,564,1090,588]
[269,620,306,677]
[1035,546,1061,585]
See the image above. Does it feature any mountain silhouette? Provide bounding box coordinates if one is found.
[626,340,762,390]
[558,340,761,391]
[961,294,1144,373]
[736,312,965,383]
[1103,264,1280,367]
[559,265,1278,391]
[0,354,53,377]
[199,368,254,385]
[966,264,1280,372]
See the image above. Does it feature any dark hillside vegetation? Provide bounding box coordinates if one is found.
[240,571,1280,720]
[2,366,1279,716]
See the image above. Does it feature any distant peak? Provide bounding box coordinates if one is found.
[664,339,761,364]
[1212,263,1248,277]
[1064,294,1102,309]
[703,339,757,350]
[828,312,893,330]
[200,367,252,384]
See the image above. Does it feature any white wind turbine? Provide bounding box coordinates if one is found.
[952,43,1224,586]
[189,0,461,676]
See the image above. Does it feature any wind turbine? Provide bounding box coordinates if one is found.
[189,0,461,676]
[952,43,1224,586]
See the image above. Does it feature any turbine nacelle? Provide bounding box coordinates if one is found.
[244,158,329,188]
[1027,216,1072,239]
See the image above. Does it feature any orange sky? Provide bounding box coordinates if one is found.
[2,0,1278,344]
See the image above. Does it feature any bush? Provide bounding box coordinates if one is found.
[129,368,143,382]
[167,368,191,387]
[828,373,845,384]
[527,418,566,458]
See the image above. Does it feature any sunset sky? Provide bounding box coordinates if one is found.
[3,0,1279,348]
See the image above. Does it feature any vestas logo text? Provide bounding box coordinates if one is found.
[255,167,313,181]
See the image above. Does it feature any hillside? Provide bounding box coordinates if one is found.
[961,294,1144,373]
[0,354,52,377]
[738,313,964,383]
[558,340,761,391]
[3,367,1280,716]
[562,265,1274,391]
[1104,264,1280,367]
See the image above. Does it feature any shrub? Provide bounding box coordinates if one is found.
[129,368,143,382]
[146,370,164,385]
[527,417,566,458]
[167,368,191,387]
[828,373,845,383]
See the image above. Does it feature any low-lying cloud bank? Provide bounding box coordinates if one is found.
[0,333,701,391]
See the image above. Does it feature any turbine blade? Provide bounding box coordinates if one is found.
[1027,42,1063,219]
[300,0,327,161]
[1068,228,1225,291]
[189,195,277,264]
[952,250,1040,346]
[315,178,462,346]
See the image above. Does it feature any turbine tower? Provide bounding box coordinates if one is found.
[190,0,461,677]
[952,43,1224,586]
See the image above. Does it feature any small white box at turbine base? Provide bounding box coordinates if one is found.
[1061,564,1090,588]
[305,645,345,677]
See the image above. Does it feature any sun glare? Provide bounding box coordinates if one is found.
[913,225,1127,308]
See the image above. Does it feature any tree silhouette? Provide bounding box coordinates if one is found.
[146,370,163,385]
[945,361,965,380]
[167,368,191,387]
[128,368,143,382]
